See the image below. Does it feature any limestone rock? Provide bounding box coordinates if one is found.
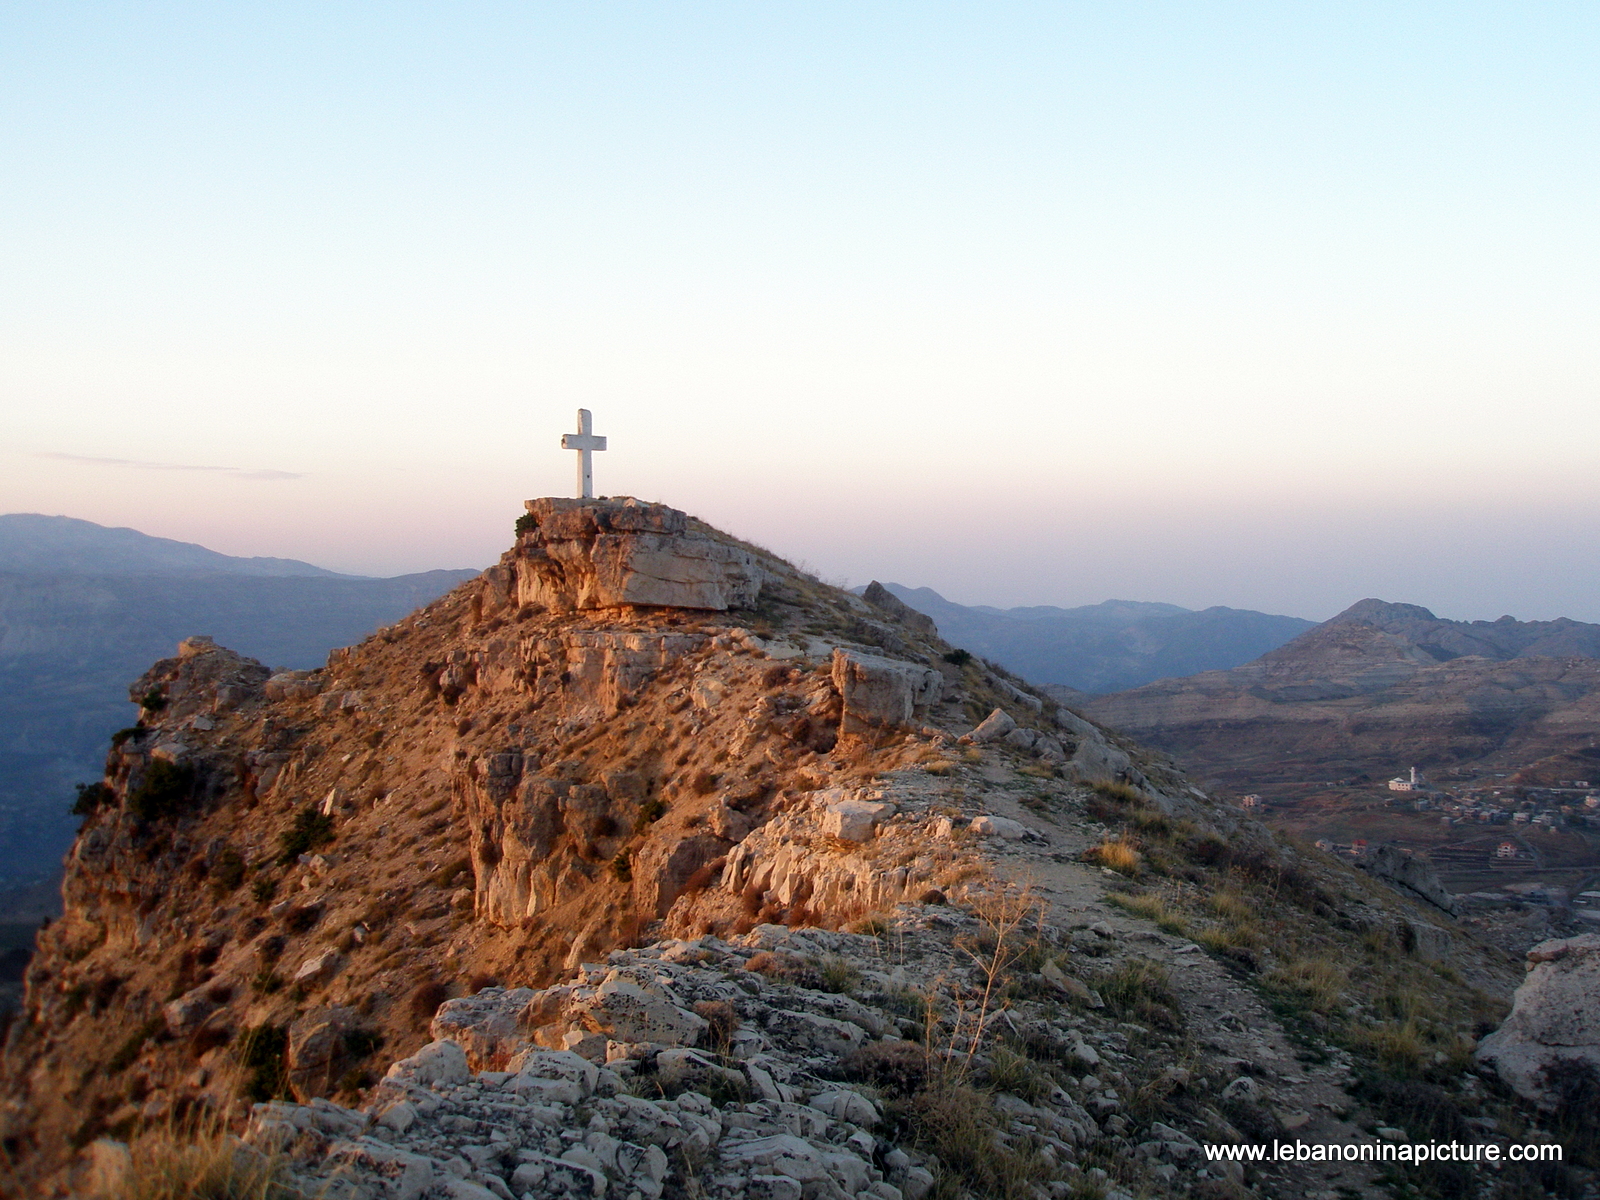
[819,796,895,842]
[573,972,708,1046]
[632,833,727,919]
[969,708,1016,743]
[831,649,941,735]
[970,814,1028,840]
[514,497,763,611]
[861,581,938,637]
[1477,934,1600,1107]
[430,987,538,1070]
[1359,844,1458,916]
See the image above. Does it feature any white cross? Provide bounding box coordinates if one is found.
[560,408,607,499]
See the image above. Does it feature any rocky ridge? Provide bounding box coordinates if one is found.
[1080,598,1600,789]
[0,502,1580,1198]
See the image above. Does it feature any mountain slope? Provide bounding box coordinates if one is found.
[0,515,477,890]
[1,500,1545,1198]
[875,582,1314,692]
[0,514,347,578]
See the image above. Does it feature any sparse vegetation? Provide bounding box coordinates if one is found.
[237,1023,288,1101]
[127,760,197,822]
[1085,837,1141,876]
[72,781,114,817]
[277,805,334,864]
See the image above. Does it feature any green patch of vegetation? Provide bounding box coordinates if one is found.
[139,687,167,712]
[610,849,633,882]
[634,797,668,830]
[127,759,197,822]
[237,1023,289,1101]
[1094,958,1184,1033]
[109,726,145,749]
[212,847,248,892]
[72,781,114,817]
[277,805,334,864]
[514,511,538,537]
[941,649,972,666]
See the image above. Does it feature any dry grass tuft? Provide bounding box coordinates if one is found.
[1086,838,1141,876]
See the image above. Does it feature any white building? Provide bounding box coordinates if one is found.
[1388,766,1426,792]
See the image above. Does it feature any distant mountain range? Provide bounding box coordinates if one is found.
[1080,598,1600,791]
[0,515,477,891]
[872,583,1315,693]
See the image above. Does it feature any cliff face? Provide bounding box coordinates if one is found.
[0,511,1551,1198]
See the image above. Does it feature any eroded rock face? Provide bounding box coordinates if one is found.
[831,648,941,735]
[1359,844,1458,916]
[513,498,764,611]
[1477,934,1600,1107]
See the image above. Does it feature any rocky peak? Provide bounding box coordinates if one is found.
[510,497,764,612]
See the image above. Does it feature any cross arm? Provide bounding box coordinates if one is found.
[561,434,607,451]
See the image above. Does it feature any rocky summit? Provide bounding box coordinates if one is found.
[0,503,1590,1199]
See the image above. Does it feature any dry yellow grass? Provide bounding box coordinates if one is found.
[1088,838,1141,876]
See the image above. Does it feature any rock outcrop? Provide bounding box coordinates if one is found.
[1477,934,1600,1107]
[512,498,764,612]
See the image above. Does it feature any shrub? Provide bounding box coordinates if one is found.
[212,848,248,892]
[1088,778,1145,805]
[432,855,472,888]
[942,649,972,666]
[842,1039,932,1097]
[109,1123,300,1200]
[277,805,334,864]
[1086,838,1141,876]
[140,688,168,712]
[251,876,278,905]
[514,511,538,537]
[634,797,668,830]
[409,980,450,1025]
[610,849,633,882]
[982,1044,1055,1103]
[127,760,197,822]
[110,726,145,749]
[342,1027,385,1059]
[72,781,114,817]
[1096,959,1184,1032]
[238,1023,289,1101]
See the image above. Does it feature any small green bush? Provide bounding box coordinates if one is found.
[278,806,334,864]
[212,847,248,892]
[127,760,197,822]
[72,781,114,817]
[109,726,144,749]
[611,849,633,882]
[140,688,168,712]
[238,1023,289,1101]
[634,797,667,831]
[942,649,972,666]
[514,511,538,537]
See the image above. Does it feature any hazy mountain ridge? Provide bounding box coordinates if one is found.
[1082,597,1600,786]
[0,514,349,578]
[875,582,1315,693]
[0,515,477,889]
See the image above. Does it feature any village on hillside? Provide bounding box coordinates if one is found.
[1234,762,1600,951]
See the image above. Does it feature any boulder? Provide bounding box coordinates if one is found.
[831,649,941,735]
[970,814,1028,841]
[969,709,1016,743]
[1477,934,1600,1108]
[286,1005,361,1099]
[514,497,763,611]
[430,987,538,1069]
[573,972,708,1046]
[820,797,895,843]
[385,1040,470,1088]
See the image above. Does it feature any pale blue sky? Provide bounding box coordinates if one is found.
[3,4,1598,620]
